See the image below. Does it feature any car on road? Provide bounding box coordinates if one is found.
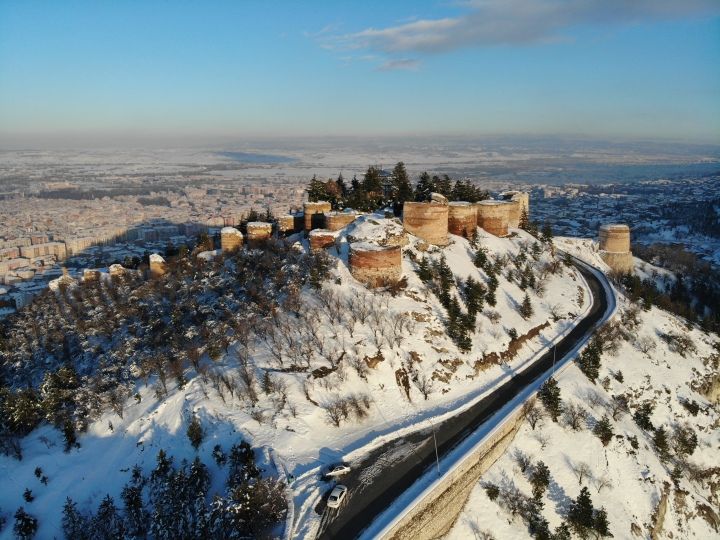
[325,463,351,478]
[326,485,348,509]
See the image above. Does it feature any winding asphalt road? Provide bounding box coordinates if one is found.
[315,259,613,539]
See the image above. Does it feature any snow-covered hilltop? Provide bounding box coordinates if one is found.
[0,176,717,540]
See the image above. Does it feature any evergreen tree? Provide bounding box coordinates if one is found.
[414,172,435,201]
[538,377,563,422]
[577,343,602,383]
[553,522,572,540]
[391,162,413,206]
[336,173,348,199]
[92,495,124,539]
[121,483,148,539]
[62,498,89,540]
[434,174,452,196]
[416,256,433,282]
[22,489,33,503]
[187,414,204,450]
[593,415,614,446]
[633,402,655,431]
[530,461,551,500]
[519,207,530,230]
[654,426,670,461]
[567,487,595,538]
[520,293,534,319]
[306,175,328,202]
[593,507,611,537]
[13,508,37,539]
[541,221,554,242]
[474,246,489,271]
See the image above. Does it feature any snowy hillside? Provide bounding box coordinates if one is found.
[0,215,589,538]
[447,276,720,539]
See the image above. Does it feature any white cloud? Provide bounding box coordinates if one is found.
[328,0,719,55]
[376,58,422,71]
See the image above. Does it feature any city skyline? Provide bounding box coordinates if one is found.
[1,0,719,145]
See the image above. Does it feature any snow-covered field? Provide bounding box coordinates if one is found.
[448,242,720,539]
[0,218,590,538]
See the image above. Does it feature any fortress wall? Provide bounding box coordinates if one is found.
[325,212,358,231]
[349,243,402,287]
[447,202,477,239]
[476,200,512,237]
[221,227,244,252]
[402,202,449,246]
[502,192,530,228]
[308,229,338,251]
[246,222,272,246]
[277,215,296,234]
[304,201,332,231]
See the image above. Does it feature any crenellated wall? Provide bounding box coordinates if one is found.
[402,202,449,246]
[349,243,402,287]
[447,202,477,239]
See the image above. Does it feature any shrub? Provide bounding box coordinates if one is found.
[593,416,614,446]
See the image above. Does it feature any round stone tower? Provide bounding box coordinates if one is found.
[349,242,402,287]
[325,211,358,231]
[402,201,449,246]
[308,229,338,251]
[501,192,530,228]
[475,200,512,237]
[246,222,272,247]
[447,201,477,239]
[221,227,244,252]
[304,201,332,231]
[599,223,633,274]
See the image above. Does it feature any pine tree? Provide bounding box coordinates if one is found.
[121,483,148,538]
[187,414,203,450]
[541,221,554,242]
[22,489,33,503]
[391,162,413,205]
[654,426,670,461]
[633,402,655,431]
[306,175,328,202]
[593,415,614,446]
[567,487,595,538]
[62,498,89,540]
[577,342,602,383]
[474,246,489,271]
[519,207,530,230]
[520,293,534,319]
[92,495,124,539]
[553,522,572,540]
[13,508,37,539]
[414,172,435,201]
[593,507,611,537]
[336,173,348,199]
[538,377,563,422]
[530,461,551,500]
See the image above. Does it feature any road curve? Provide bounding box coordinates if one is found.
[314,259,614,539]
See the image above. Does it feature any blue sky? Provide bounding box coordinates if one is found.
[0,0,718,143]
